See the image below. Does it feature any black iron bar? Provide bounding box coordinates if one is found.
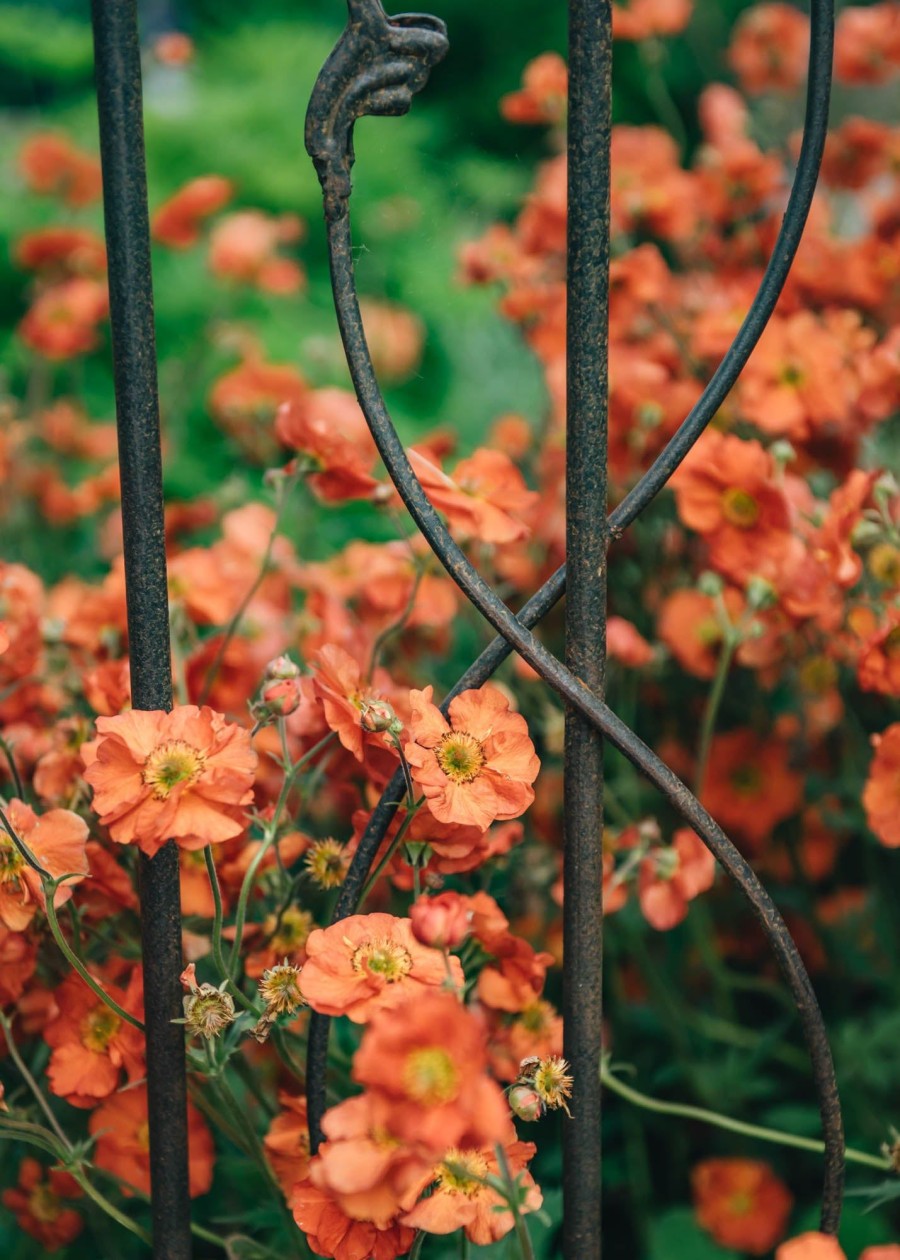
[91,3,192,1256]
[304,0,842,1237]
[563,1,610,1252]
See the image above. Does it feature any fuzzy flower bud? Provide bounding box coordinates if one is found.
[508,1083,544,1122]
[409,891,472,950]
[265,655,302,681]
[257,676,303,717]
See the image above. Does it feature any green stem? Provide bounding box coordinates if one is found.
[407,1232,426,1260]
[71,1169,152,1245]
[0,736,25,800]
[638,39,687,154]
[694,627,737,799]
[204,845,228,977]
[44,888,144,1032]
[359,805,420,906]
[228,731,337,978]
[495,1143,535,1260]
[0,1010,71,1149]
[601,1061,891,1172]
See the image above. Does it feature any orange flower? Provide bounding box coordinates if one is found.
[290,1173,416,1260]
[352,991,511,1152]
[834,3,900,85]
[1,1158,82,1252]
[408,447,536,544]
[401,1134,541,1245]
[777,1234,845,1260]
[638,828,716,930]
[671,431,792,585]
[857,611,900,696]
[82,705,256,857]
[727,3,810,95]
[18,132,102,206]
[44,970,144,1107]
[151,175,234,248]
[501,54,568,126]
[311,1093,430,1227]
[701,728,803,851]
[476,932,555,1013]
[209,354,307,465]
[405,685,539,831]
[276,390,379,502]
[0,798,88,931]
[359,299,424,383]
[692,1158,793,1254]
[309,644,401,762]
[607,615,654,668]
[613,0,693,42]
[208,209,305,293]
[18,277,109,360]
[15,227,107,278]
[90,1083,214,1198]
[863,723,900,848]
[264,1092,311,1195]
[298,913,459,1023]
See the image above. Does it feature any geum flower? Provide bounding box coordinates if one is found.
[351,990,510,1153]
[82,705,256,857]
[291,1173,416,1260]
[400,1130,542,1246]
[405,684,539,831]
[637,828,716,930]
[0,799,88,931]
[44,970,144,1108]
[298,913,462,1023]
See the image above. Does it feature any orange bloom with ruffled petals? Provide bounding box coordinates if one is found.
[152,175,234,248]
[264,1092,311,1195]
[277,389,379,502]
[0,798,88,931]
[311,1093,430,1228]
[44,970,144,1108]
[82,705,256,857]
[299,913,459,1023]
[18,277,109,360]
[1,1158,82,1252]
[90,1083,214,1198]
[727,3,810,95]
[671,430,792,585]
[352,991,510,1153]
[833,3,900,86]
[408,447,536,545]
[405,685,539,831]
[613,0,692,42]
[291,1173,416,1260]
[638,828,716,930]
[863,723,900,848]
[18,132,101,207]
[701,728,803,851]
[692,1158,793,1254]
[401,1133,541,1246]
[501,53,568,126]
[476,932,555,1013]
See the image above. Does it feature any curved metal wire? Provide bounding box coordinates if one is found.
[303,0,843,1239]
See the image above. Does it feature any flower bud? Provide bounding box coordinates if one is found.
[359,698,401,734]
[697,571,724,597]
[409,892,472,950]
[260,677,302,717]
[508,1084,544,1122]
[265,655,301,681]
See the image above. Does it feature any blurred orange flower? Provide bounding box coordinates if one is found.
[152,175,233,248]
[291,1173,416,1260]
[0,798,88,931]
[18,132,102,206]
[863,723,900,848]
[1,1158,82,1252]
[90,1083,214,1198]
[692,1158,793,1254]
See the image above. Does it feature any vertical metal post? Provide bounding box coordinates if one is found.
[90,3,192,1255]
[564,0,611,1254]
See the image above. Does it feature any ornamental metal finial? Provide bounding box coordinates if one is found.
[305,0,448,222]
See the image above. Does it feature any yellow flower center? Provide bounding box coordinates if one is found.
[533,1056,574,1111]
[437,1148,489,1196]
[728,1190,754,1216]
[142,740,206,799]
[435,731,486,784]
[402,1047,459,1105]
[696,617,724,649]
[778,362,805,388]
[268,907,314,955]
[799,655,837,694]
[730,765,762,796]
[28,1184,61,1224]
[0,837,24,885]
[869,543,900,586]
[80,1004,121,1053]
[519,1001,552,1034]
[351,936,413,982]
[136,1121,151,1153]
[720,487,760,529]
[304,839,349,889]
[884,626,900,659]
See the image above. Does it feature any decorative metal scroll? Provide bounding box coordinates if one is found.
[303,1,843,1256]
[89,0,841,1255]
